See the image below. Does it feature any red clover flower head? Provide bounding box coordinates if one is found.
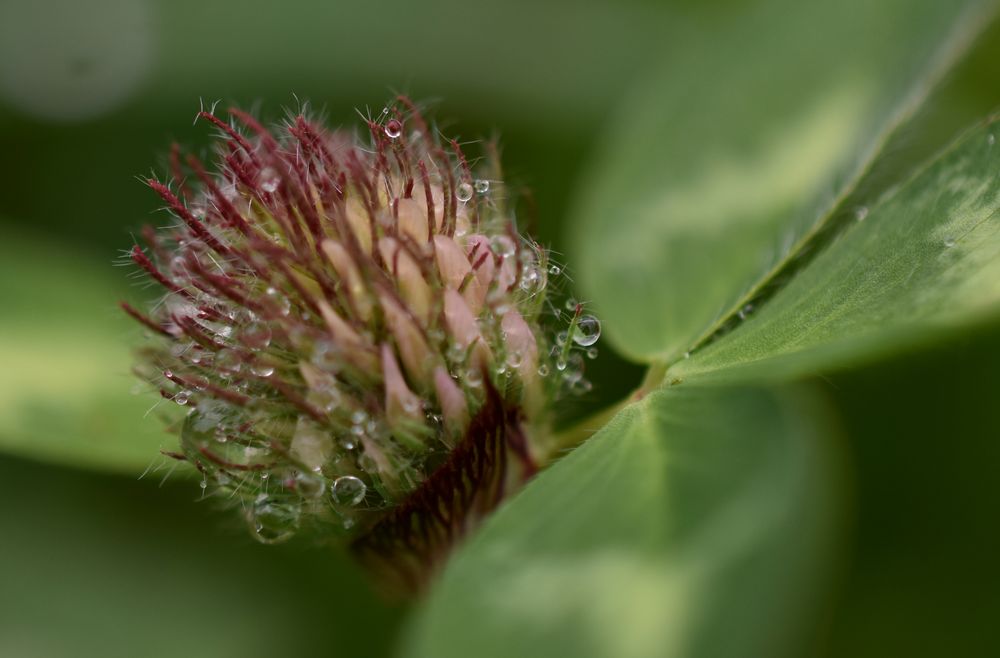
[122,97,600,591]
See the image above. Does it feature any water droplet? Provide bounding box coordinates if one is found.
[265,286,291,316]
[242,321,272,350]
[250,495,300,544]
[555,357,568,372]
[473,179,490,194]
[854,206,869,222]
[943,237,957,248]
[737,304,754,321]
[537,364,550,377]
[331,476,367,506]
[295,471,326,498]
[311,341,340,371]
[384,119,402,139]
[307,383,341,413]
[199,477,208,490]
[561,353,585,383]
[564,298,578,311]
[556,331,568,346]
[215,348,242,374]
[586,347,599,359]
[456,182,474,202]
[174,390,191,406]
[351,410,368,425]
[570,379,593,395]
[684,351,691,359]
[519,267,543,293]
[465,368,484,388]
[548,264,562,276]
[259,167,279,193]
[490,236,516,258]
[342,517,356,530]
[989,133,996,147]
[506,350,524,368]
[250,363,275,378]
[571,315,601,347]
[358,453,379,475]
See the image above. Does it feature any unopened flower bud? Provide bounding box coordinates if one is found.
[121,97,600,593]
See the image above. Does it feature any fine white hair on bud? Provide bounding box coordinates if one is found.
[121,97,601,593]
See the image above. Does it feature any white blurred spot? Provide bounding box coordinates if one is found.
[0,0,155,121]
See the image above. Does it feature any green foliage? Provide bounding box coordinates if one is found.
[0,230,170,473]
[571,0,993,362]
[406,385,842,658]
[677,117,1000,381]
[3,0,1000,655]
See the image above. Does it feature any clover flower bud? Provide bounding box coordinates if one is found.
[121,98,601,592]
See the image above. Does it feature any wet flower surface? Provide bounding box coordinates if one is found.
[122,98,598,590]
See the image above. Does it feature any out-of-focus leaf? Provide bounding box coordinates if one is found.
[675,117,1000,381]
[0,455,402,658]
[0,228,172,473]
[405,384,841,658]
[571,0,996,362]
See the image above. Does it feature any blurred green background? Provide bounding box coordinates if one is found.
[1,0,999,656]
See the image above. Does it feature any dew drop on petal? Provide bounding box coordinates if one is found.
[331,476,367,506]
[571,315,601,347]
